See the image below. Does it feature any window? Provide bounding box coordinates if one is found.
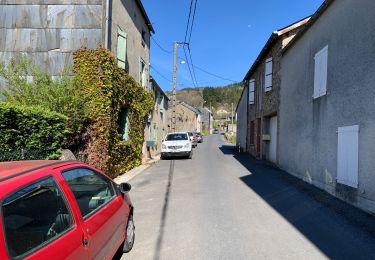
[166,133,188,141]
[337,125,359,188]
[139,59,148,88]
[119,108,129,141]
[117,29,127,69]
[62,168,115,218]
[2,177,73,258]
[248,79,255,105]
[141,30,146,46]
[264,57,273,92]
[313,45,328,98]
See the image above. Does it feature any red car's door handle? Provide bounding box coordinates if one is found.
[82,235,89,247]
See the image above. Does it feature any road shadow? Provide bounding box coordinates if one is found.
[220,144,375,259]
[153,160,175,260]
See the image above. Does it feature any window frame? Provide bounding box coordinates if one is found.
[1,175,76,259]
[61,167,118,221]
[248,79,255,105]
[264,57,273,92]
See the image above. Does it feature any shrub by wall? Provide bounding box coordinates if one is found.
[0,103,70,160]
[73,48,153,178]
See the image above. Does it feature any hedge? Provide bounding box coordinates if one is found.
[0,103,70,160]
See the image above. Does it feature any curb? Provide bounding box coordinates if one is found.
[114,156,160,184]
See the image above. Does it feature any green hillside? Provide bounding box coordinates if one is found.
[167,83,244,117]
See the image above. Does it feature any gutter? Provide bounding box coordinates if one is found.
[105,0,110,49]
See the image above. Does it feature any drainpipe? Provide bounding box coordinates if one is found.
[105,0,110,49]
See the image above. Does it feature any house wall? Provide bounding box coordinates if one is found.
[167,104,197,133]
[0,0,102,76]
[110,0,150,83]
[145,87,168,159]
[279,0,375,213]
[236,86,247,151]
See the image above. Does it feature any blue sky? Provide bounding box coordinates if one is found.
[142,0,324,91]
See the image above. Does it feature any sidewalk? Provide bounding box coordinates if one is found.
[114,156,160,184]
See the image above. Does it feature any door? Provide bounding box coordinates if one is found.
[269,116,278,163]
[1,176,88,260]
[61,167,128,260]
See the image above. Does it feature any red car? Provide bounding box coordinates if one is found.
[0,160,135,260]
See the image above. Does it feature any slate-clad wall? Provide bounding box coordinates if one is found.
[0,1,102,76]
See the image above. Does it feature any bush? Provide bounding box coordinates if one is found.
[0,57,87,146]
[0,103,70,160]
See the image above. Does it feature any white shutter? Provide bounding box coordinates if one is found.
[337,125,359,188]
[265,58,272,92]
[319,46,328,96]
[248,79,255,104]
[313,45,328,98]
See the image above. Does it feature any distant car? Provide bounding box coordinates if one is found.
[195,132,203,143]
[161,132,193,159]
[188,132,198,147]
[0,160,134,260]
[213,128,219,134]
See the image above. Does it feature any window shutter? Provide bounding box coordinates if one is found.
[313,45,328,98]
[265,58,273,92]
[145,67,149,89]
[337,125,359,188]
[117,30,127,69]
[248,79,255,105]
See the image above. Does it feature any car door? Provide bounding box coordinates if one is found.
[59,167,128,260]
[1,175,88,260]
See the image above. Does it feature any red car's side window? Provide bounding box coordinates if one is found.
[61,168,116,219]
[2,176,74,258]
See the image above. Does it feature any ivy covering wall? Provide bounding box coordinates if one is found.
[73,48,153,178]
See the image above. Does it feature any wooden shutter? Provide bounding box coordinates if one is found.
[117,30,127,69]
[313,45,328,98]
[119,108,129,141]
[265,58,273,92]
[337,125,359,188]
[248,79,255,104]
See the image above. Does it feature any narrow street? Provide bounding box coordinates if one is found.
[123,134,375,260]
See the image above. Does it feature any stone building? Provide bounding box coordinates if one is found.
[279,0,375,214]
[0,0,154,86]
[240,17,310,163]
[167,101,201,133]
[196,107,213,134]
[143,77,169,159]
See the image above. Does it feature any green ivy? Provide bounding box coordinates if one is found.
[73,48,154,178]
[0,103,70,160]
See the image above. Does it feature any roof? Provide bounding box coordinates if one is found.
[0,160,60,181]
[178,101,201,115]
[243,16,311,81]
[135,0,155,34]
[0,160,80,182]
[150,76,169,100]
[282,0,334,54]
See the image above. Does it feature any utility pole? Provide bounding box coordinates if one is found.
[172,41,189,132]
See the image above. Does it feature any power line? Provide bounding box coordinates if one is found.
[188,0,198,43]
[150,65,173,83]
[182,45,197,87]
[184,0,194,43]
[151,36,172,54]
[192,64,237,82]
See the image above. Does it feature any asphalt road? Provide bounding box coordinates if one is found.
[121,134,375,260]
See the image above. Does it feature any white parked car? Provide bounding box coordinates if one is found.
[161,132,193,159]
